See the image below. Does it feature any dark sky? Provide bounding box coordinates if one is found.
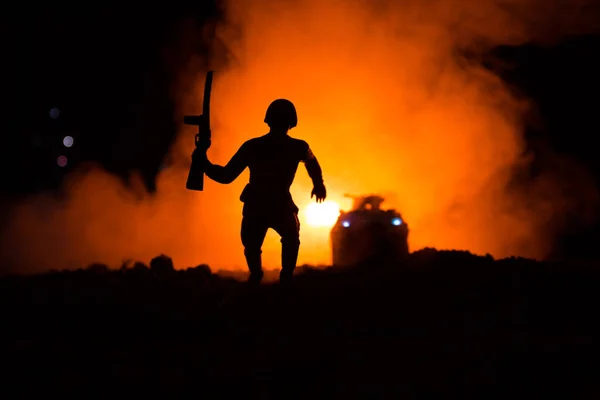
[2,5,600,260]
[1,6,221,194]
[489,37,600,258]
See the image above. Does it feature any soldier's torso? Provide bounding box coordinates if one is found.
[240,134,307,212]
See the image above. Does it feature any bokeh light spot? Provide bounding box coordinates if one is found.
[63,136,74,147]
[57,155,68,167]
[49,107,60,119]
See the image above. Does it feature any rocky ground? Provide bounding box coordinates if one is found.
[1,249,599,398]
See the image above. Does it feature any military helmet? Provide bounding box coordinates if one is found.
[264,98,298,128]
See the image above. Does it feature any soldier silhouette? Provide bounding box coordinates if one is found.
[193,99,327,284]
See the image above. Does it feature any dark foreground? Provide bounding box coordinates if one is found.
[1,249,599,398]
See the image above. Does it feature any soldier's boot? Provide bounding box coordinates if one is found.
[280,238,300,285]
[244,248,264,284]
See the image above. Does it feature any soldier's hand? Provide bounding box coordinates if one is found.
[191,148,208,163]
[311,184,326,203]
[195,132,212,151]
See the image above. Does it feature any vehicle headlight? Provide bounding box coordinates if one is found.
[391,217,402,226]
[342,220,350,228]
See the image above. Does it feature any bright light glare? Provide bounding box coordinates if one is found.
[342,220,350,228]
[63,136,74,147]
[392,217,402,226]
[304,200,340,227]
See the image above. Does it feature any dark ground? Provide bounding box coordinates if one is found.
[1,249,599,398]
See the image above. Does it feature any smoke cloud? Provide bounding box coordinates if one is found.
[2,0,600,274]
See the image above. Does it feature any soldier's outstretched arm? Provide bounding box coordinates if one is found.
[305,156,324,187]
[194,143,249,184]
[302,144,326,202]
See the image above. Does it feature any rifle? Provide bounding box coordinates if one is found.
[185,70,214,191]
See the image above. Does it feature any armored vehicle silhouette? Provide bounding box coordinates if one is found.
[330,194,409,266]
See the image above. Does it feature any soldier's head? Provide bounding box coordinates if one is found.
[264,99,297,135]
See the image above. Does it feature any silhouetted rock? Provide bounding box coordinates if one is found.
[131,261,149,273]
[86,263,110,274]
[119,259,133,271]
[409,247,439,264]
[187,264,212,278]
[150,254,174,275]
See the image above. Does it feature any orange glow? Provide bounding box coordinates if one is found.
[2,0,599,275]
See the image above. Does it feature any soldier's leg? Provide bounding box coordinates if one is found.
[241,212,269,283]
[272,211,301,283]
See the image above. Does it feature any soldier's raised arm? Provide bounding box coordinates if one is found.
[194,142,250,184]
